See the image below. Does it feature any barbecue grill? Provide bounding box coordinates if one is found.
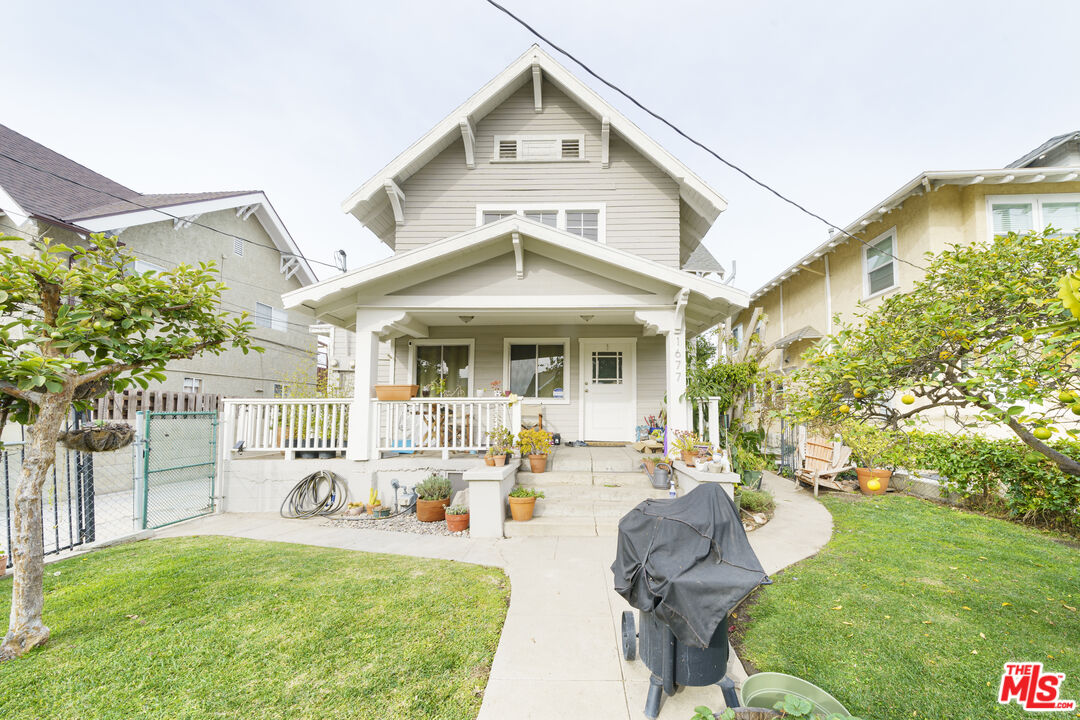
[612,483,768,718]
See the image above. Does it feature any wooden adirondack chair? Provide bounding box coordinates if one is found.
[795,437,855,497]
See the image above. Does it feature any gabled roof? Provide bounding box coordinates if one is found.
[341,45,727,230]
[1007,131,1080,168]
[0,123,316,284]
[284,215,747,332]
[770,325,823,350]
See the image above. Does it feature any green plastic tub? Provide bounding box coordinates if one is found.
[740,672,850,717]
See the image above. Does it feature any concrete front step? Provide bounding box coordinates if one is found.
[515,470,660,487]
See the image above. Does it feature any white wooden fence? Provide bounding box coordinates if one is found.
[375,398,521,456]
[221,399,351,454]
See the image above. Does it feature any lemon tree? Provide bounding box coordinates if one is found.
[0,234,259,660]
[787,229,1080,477]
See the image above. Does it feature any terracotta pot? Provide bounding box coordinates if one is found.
[416,497,451,522]
[0,554,6,576]
[494,454,507,466]
[857,468,892,495]
[446,513,470,533]
[509,496,537,521]
[484,455,495,466]
[643,458,658,474]
[681,450,696,467]
[374,384,419,401]
[527,454,548,473]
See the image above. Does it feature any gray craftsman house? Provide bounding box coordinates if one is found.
[0,123,318,399]
[282,45,748,460]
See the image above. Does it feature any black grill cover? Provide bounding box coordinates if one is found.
[611,483,767,649]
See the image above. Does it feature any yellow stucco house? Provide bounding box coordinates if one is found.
[731,131,1080,373]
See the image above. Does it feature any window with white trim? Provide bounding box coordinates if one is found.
[492,134,585,162]
[414,342,472,397]
[863,230,897,298]
[476,204,606,242]
[989,194,1080,238]
[255,302,288,332]
[183,377,202,393]
[127,259,165,275]
[505,339,569,403]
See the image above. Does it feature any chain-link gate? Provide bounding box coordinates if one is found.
[136,411,218,529]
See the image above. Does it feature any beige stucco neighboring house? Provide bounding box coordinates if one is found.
[0,123,319,398]
[283,45,748,461]
[731,131,1080,375]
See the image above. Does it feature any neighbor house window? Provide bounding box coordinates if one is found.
[413,342,472,397]
[128,259,165,275]
[273,383,284,398]
[864,230,897,298]
[183,377,202,393]
[566,210,599,241]
[989,194,1080,238]
[255,302,288,332]
[492,135,585,162]
[505,339,569,403]
[476,204,606,242]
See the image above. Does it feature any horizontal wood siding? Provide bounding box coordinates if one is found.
[397,80,681,266]
[392,325,666,442]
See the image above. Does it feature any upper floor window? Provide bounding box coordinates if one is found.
[255,302,288,332]
[864,229,897,298]
[989,194,1080,238]
[128,258,165,275]
[492,134,585,162]
[477,204,606,242]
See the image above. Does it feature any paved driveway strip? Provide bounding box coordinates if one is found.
[157,471,832,719]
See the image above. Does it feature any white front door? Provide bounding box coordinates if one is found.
[580,340,635,441]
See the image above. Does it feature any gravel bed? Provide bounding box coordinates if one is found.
[323,511,468,537]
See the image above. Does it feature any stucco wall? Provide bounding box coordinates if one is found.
[735,180,1080,370]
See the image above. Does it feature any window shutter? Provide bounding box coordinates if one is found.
[561,138,581,159]
[498,139,517,159]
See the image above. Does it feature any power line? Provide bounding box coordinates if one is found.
[0,149,344,274]
[482,0,926,273]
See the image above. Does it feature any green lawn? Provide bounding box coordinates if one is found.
[736,495,1079,720]
[0,536,509,719]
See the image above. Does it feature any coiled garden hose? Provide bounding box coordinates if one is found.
[280,470,349,518]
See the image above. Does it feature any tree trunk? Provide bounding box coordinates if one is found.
[1006,417,1080,477]
[0,389,73,661]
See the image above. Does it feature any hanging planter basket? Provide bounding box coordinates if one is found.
[58,423,135,453]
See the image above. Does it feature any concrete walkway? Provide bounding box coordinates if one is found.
[157,470,832,719]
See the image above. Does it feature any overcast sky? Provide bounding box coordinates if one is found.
[6,0,1080,290]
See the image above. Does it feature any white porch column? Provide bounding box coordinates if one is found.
[346,310,386,461]
[665,314,689,431]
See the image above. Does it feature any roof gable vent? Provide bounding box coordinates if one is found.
[498,139,518,159]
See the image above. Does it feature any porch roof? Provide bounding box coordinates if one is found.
[283,215,748,336]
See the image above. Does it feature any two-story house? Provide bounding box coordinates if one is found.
[731,131,1080,374]
[283,45,748,460]
[0,123,319,398]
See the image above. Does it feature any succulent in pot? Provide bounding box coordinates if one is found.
[508,486,545,521]
[517,427,553,473]
[414,474,453,522]
[445,504,470,532]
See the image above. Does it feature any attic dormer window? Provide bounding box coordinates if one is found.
[492,134,585,162]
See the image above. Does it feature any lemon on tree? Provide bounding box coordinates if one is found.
[901,393,915,405]
[1033,427,1053,441]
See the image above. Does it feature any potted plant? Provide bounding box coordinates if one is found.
[484,446,497,466]
[374,384,419,401]
[414,474,453,522]
[487,423,516,465]
[508,486,545,521]
[642,454,664,475]
[671,430,700,467]
[445,504,470,532]
[517,427,553,473]
[840,420,911,495]
[0,546,6,576]
[734,445,767,487]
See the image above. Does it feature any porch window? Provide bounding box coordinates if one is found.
[505,339,569,403]
[414,343,471,397]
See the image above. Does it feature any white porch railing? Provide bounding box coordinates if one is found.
[375,398,521,455]
[693,396,724,447]
[222,398,351,453]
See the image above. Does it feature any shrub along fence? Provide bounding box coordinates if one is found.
[907,431,1080,532]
